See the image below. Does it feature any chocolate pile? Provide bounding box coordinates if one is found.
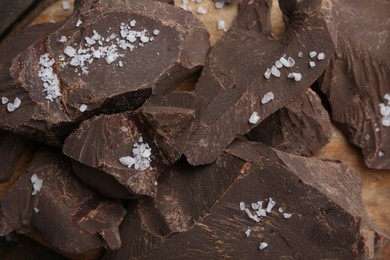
[0,0,388,258]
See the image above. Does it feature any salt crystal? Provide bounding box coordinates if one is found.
[279,57,290,67]
[257,201,263,208]
[283,213,292,219]
[64,46,77,57]
[85,37,96,45]
[265,197,275,213]
[140,35,150,43]
[153,29,160,36]
[239,202,245,211]
[129,19,136,27]
[244,208,254,219]
[59,36,67,43]
[154,181,158,186]
[6,103,15,112]
[30,174,43,196]
[79,104,87,112]
[309,51,317,58]
[288,72,302,81]
[263,68,271,80]
[1,97,8,104]
[119,156,136,168]
[118,60,123,67]
[215,1,224,9]
[34,208,39,213]
[317,52,325,60]
[271,65,281,77]
[259,242,268,250]
[253,215,261,222]
[298,51,303,58]
[275,60,283,69]
[384,93,390,104]
[375,127,380,132]
[287,57,295,67]
[365,134,370,141]
[248,112,260,124]
[261,92,274,104]
[251,203,260,210]
[76,19,82,27]
[196,7,207,15]
[278,207,284,213]
[379,103,390,116]
[256,208,267,217]
[379,150,384,157]
[62,1,70,10]
[139,136,143,143]
[245,228,251,237]
[13,97,21,108]
[309,61,316,67]
[382,117,390,126]
[217,20,226,31]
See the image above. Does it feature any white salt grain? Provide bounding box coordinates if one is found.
[245,228,251,237]
[288,72,302,81]
[1,97,8,104]
[379,150,384,157]
[253,215,261,222]
[261,92,274,104]
[271,66,280,77]
[34,208,39,213]
[13,97,21,108]
[6,103,15,112]
[217,20,226,31]
[30,174,43,196]
[119,156,136,168]
[309,61,316,67]
[76,19,82,27]
[153,29,160,36]
[283,213,292,219]
[154,181,158,186]
[317,52,325,60]
[64,46,77,57]
[196,7,207,15]
[251,203,260,210]
[309,51,317,58]
[257,201,263,208]
[248,112,260,124]
[279,57,290,68]
[263,68,271,80]
[256,208,267,217]
[215,1,224,9]
[239,202,246,211]
[79,104,87,112]
[287,57,295,67]
[275,60,283,69]
[298,51,303,58]
[259,242,268,250]
[266,198,275,213]
[62,1,70,10]
[59,36,67,43]
[244,208,254,219]
[118,60,123,67]
[278,207,284,213]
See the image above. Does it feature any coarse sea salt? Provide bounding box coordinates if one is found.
[215,1,224,9]
[76,19,82,27]
[251,203,260,210]
[279,57,290,68]
[62,1,70,10]
[265,197,275,213]
[196,6,207,14]
[275,60,283,69]
[217,20,227,31]
[309,51,317,58]
[263,68,271,80]
[248,112,260,124]
[271,65,281,77]
[261,92,274,104]
[59,35,67,43]
[379,94,390,126]
[38,53,61,101]
[298,51,303,58]
[34,207,39,213]
[309,61,316,68]
[79,104,87,112]
[244,208,254,219]
[31,174,43,195]
[283,213,292,219]
[379,150,385,157]
[1,97,8,104]
[245,228,251,237]
[259,242,268,250]
[239,202,246,211]
[119,137,152,170]
[317,52,325,60]
[288,72,302,82]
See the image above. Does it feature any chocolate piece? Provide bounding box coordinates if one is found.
[248,88,332,156]
[319,0,390,169]
[0,147,126,254]
[63,91,195,199]
[0,0,210,145]
[0,133,25,182]
[183,0,334,165]
[105,140,387,259]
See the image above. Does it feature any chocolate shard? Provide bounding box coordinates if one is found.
[0,0,210,146]
[63,91,195,199]
[319,0,390,169]
[183,0,335,165]
[0,147,126,254]
[104,140,387,259]
[248,88,333,156]
[0,133,25,182]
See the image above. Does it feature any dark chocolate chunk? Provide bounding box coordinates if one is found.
[248,88,333,156]
[319,0,390,169]
[0,0,210,145]
[63,91,195,199]
[104,140,387,259]
[0,147,126,254]
[0,133,25,182]
[183,0,334,165]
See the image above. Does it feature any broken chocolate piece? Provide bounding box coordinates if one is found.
[0,147,126,254]
[63,91,195,199]
[248,88,332,156]
[183,0,334,165]
[0,0,210,145]
[319,0,390,169]
[0,133,25,182]
[104,140,387,259]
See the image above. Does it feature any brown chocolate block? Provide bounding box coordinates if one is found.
[183,0,335,165]
[0,133,25,182]
[0,0,209,145]
[248,88,333,156]
[0,147,126,254]
[319,0,390,169]
[104,140,387,259]
[63,91,195,199]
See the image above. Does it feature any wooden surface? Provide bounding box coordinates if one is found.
[0,0,389,259]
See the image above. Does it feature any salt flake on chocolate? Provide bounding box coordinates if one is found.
[261,92,274,104]
[248,112,260,124]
